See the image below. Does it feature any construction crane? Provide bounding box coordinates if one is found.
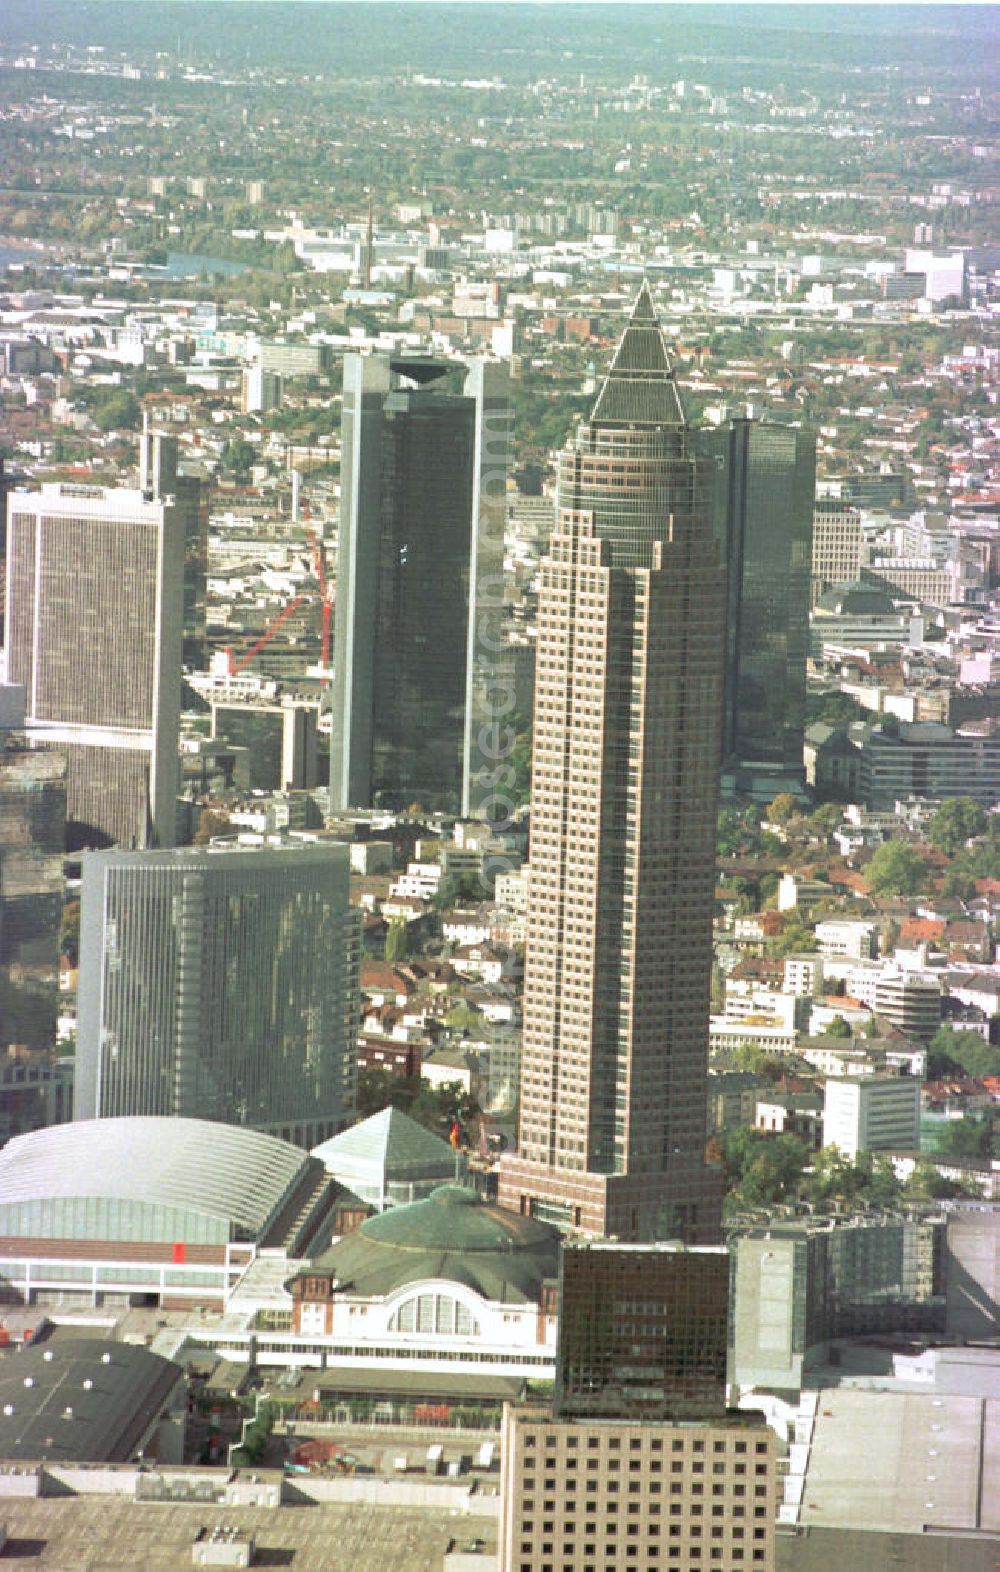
[225,515,334,681]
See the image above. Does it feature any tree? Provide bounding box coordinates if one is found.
[445,1000,482,1033]
[903,1157,974,1201]
[766,793,798,826]
[717,809,744,857]
[193,809,232,846]
[432,872,483,911]
[768,923,818,958]
[810,803,844,836]
[865,841,930,897]
[384,919,411,963]
[935,1113,995,1161]
[823,1015,853,1039]
[59,899,81,967]
[927,1027,1000,1081]
[930,798,987,856]
[729,1134,810,1212]
[221,436,255,477]
[730,1045,791,1082]
[89,389,140,433]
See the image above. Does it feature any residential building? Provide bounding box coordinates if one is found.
[873,970,941,1041]
[240,364,282,414]
[330,353,510,817]
[699,415,816,783]
[498,284,725,1242]
[4,481,185,848]
[75,841,360,1147]
[823,1074,922,1161]
[814,919,877,961]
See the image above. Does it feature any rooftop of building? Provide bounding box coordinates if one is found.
[311,1106,458,1183]
[588,280,687,429]
[0,1117,313,1238]
[293,1184,559,1304]
[0,1337,183,1463]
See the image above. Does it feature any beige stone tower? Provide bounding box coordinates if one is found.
[498,283,724,1243]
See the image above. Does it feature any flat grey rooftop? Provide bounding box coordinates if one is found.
[0,1496,497,1570]
[800,1388,998,1534]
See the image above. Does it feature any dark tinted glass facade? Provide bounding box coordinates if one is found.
[0,744,66,1053]
[331,356,509,815]
[699,418,815,773]
[555,1243,729,1421]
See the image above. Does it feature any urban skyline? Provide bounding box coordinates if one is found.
[0,5,996,1565]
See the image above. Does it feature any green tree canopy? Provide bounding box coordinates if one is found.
[766,793,799,826]
[768,923,818,958]
[384,919,411,963]
[823,1015,853,1039]
[865,840,931,896]
[927,1027,1000,1081]
[929,798,987,856]
[59,899,81,968]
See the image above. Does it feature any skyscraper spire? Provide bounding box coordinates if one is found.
[589,279,686,429]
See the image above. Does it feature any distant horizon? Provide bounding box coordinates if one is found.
[16,0,1000,7]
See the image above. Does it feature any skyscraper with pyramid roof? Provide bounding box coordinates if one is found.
[498,283,725,1243]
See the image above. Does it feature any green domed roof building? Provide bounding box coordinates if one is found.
[290,1184,560,1304]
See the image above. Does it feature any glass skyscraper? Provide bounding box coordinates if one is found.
[699,417,816,784]
[331,354,510,816]
[75,842,361,1147]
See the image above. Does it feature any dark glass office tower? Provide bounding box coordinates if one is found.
[699,417,816,783]
[0,703,66,1057]
[331,354,510,816]
[555,1242,729,1421]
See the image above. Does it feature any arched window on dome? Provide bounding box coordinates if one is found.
[388,1292,480,1338]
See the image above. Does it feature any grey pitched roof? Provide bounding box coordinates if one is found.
[311,1106,456,1183]
[590,280,686,429]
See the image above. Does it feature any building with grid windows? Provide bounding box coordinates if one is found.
[555,1242,729,1423]
[499,1405,779,1572]
[498,283,725,1243]
[331,353,510,817]
[75,841,360,1147]
[4,482,185,849]
[699,416,815,786]
[810,499,862,607]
